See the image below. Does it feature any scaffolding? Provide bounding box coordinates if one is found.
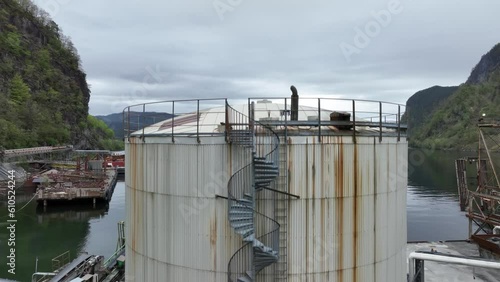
[456,121,500,237]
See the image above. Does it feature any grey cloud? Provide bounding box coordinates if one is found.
[32,0,500,115]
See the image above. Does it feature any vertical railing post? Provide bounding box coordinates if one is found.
[127,107,130,141]
[225,99,229,143]
[284,98,288,142]
[318,98,321,143]
[142,104,146,141]
[171,102,175,143]
[249,101,254,132]
[398,105,401,141]
[248,98,251,130]
[379,102,383,142]
[122,109,125,140]
[197,100,200,144]
[352,100,356,142]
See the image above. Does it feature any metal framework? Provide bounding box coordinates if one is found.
[456,121,500,237]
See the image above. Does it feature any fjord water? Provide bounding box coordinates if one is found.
[407,149,473,242]
[0,150,477,281]
[0,179,126,282]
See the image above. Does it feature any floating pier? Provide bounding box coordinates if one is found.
[35,168,117,206]
[33,151,120,206]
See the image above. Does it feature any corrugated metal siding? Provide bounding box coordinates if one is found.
[126,136,248,282]
[285,136,407,282]
[126,134,407,282]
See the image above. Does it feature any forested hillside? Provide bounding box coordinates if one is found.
[0,0,121,150]
[403,86,458,135]
[407,43,500,150]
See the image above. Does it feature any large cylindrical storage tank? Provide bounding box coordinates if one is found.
[125,98,407,282]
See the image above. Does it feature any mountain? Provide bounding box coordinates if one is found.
[0,0,118,150]
[467,43,500,84]
[407,43,500,150]
[404,85,458,135]
[96,112,174,139]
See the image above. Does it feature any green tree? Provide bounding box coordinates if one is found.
[9,74,31,105]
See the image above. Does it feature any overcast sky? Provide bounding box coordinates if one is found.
[32,0,500,115]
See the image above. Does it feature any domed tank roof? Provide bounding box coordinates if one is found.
[133,100,334,136]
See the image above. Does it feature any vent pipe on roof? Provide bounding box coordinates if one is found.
[291,85,298,121]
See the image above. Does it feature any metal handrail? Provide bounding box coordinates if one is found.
[247,96,406,107]
[122,97,407,141]
[103,244,125,269]
[122,98,228,140]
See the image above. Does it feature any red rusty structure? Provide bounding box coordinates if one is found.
[456,120,500,259]
[35,150,118,207]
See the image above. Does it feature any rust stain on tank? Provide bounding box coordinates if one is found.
[210,214,217,269]
[305,138,310,275]
[320,141,326,225]
[312,139,316,199]
[320,196,326,272]
[353,142,360,282]
[287,138,293,196]
[305,138,309,198]
[335,136,344,281]
[373,138,378,279]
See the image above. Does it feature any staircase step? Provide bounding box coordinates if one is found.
[254,162,277,169]
[229,210,253,217]
[232,229,253,240]
[255,163,277,168]
[255,179,277,185]
[230,202,252,209]
[243,233,254,242]
[255,171,279,177]
[238,198,252,205]
[243,193,252,200]
[232,222,254,229]
[237,271,253,282]
[229,217,253,224]
[255,167,279,172]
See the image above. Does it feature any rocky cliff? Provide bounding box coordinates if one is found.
[0,0,90,149]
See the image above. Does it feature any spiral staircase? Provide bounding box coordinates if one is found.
[226,104,280,282]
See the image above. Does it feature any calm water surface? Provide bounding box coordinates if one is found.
[0,149,488,281]
[0,179,125,282]
[407,149,471,241]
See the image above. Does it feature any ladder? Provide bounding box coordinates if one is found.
[275,138,288,281]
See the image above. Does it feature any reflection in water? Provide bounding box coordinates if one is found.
[406,149,482,242]
[35,203,109,223]
[0,181,125,282]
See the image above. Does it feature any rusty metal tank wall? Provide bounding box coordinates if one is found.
[282,135,407,282]
[125,136,247,282]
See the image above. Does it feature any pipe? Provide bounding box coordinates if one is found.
[32,272,56,282]
[408,251,500,282]
[290,85,298,121]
